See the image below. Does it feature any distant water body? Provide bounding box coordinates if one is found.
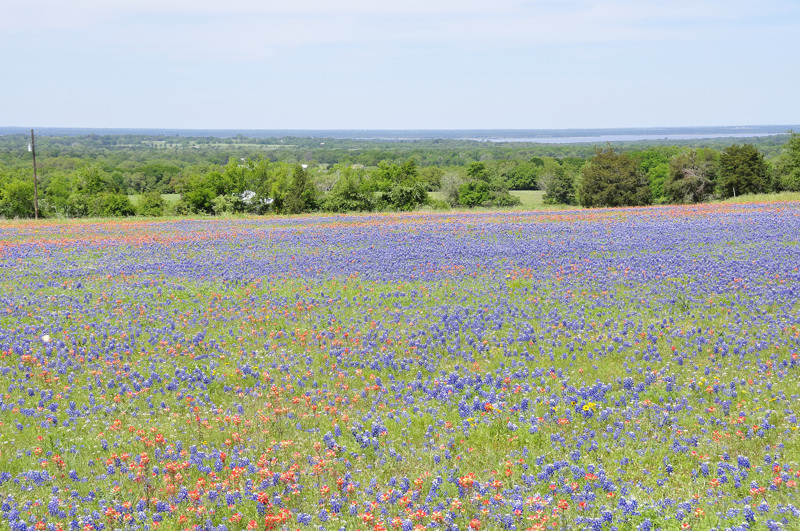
[484,132,788,144]
[1,125,795,144]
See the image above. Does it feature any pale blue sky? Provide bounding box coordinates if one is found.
[3,0,799,129]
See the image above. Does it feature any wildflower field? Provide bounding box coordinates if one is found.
[1,203,799,531]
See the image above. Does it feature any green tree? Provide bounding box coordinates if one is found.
[285,165,317,214]
[241,158,291,214]
[466,161,489,181]
[0,178,36,218]
[458,180,491,207]
[456,159,521,208]
[106,171,126,194]
[647,163,669,204]
[370,160,429,211]
[136,162,182,192]
[776,131,800,191]
[183,181,217,213]
[664,149,717,204]
[89,193,136,217]
[322,167,375,213]
[179,167,242,214]
[457,180,521,208]
[630,148,675,204]
[717,143,768,198]
[387,182,429,211]
[212,194,238,215]
[542,165,576,205]
[138,191,166,216]
[579,147,652,208]
[42,173,88,217]
[419,166,444,191]
[78,164,108,195]
[440,171,465,206]
[504,161,540,190]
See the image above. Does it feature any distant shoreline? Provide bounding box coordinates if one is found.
[0,125,796,143]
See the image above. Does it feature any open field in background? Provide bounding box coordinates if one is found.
[716,192,800,204]
[427,190,575,212]
[509,190,546,209]
[127,194,182,206]
[1,204,799,531]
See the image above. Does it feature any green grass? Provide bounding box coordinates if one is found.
[715,191,800,203]
[509,190,550,209]
[127,193,182,205]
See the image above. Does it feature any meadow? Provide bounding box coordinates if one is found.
[0,202,799,531]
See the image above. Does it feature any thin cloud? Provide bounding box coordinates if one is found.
[7,0,794,66]
[7,0,797,34]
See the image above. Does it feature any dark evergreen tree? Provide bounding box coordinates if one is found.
[285,164,317,214]
[578,147,652,208]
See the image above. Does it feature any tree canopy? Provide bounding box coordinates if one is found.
[717,143,769,198]
[578,147,652,208]
[0,132,796,218]
[664,149,717,204]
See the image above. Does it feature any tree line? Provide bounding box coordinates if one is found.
[0,132,798,218]
[571,136,800,208]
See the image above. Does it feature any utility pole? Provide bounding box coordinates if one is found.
[30,129,39,219]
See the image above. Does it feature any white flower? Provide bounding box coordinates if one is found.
[41,335,51,343]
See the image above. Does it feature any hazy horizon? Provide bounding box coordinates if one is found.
[2,124,796,139]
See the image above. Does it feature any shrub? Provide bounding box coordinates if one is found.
[138,191,166,217]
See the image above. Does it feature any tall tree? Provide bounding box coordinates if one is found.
[717,143,768,198]
[578,147,652,208]
[664,149,717,204]
[776,131,800,191]
[285,164,317,214]
[542,164,576,206]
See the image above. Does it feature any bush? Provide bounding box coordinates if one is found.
[458,181,491,208]
[387,181,429,211]
[428,198,450,210]
[439,172,465,206]
[458,180,521,208]
[89,193,136,217]
[138,191,166,216]
[212,194,238,215]
[322,170,375,213]
[0,179,37,218]
[183,185,217,214]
